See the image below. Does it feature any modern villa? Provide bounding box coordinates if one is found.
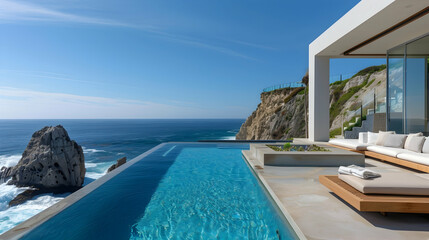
[3,1,429,240]
[309,0,429,141]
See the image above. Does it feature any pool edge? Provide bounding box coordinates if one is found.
[0,143,167,240]
[242,150,308,240]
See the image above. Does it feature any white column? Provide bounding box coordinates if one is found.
[309,54,330,142]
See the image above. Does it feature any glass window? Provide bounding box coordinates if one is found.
[405,35,429,134]
[387,45,405,133]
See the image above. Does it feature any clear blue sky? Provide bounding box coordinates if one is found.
[0,0,385,119]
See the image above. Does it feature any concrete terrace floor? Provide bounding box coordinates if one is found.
[253,142,429,240]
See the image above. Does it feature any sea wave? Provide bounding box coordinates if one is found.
[222,136,236,140]
[0,161,109,235]
[0,182,67,235]
[82,147,106,154]
[85,162,98,168]
[227,129,239,134]
[0,155,21,168]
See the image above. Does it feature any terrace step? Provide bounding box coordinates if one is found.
[344,114,374,139]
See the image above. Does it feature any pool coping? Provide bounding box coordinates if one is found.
[242,150,308,240]
[0,143,167,240]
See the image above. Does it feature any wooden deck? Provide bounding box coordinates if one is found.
[319,175,429,213]
[364,150,429,173]
[328,143,429,173]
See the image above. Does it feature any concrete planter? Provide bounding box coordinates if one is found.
[245,144,364,167]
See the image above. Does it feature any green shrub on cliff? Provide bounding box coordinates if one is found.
[352,64,386,78]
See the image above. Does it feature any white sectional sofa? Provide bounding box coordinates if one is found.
[329,131,429,172]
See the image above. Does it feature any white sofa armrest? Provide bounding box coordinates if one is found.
[359,132,368,144]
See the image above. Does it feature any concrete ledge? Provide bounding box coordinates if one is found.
[248,143,364,167]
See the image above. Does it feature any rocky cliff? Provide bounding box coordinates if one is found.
[236,65,387,140]
[236,87,306,140]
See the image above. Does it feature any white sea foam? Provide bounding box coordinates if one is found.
[0,155,21,168]
[84,161,112,181]
[85,162,98,168]
[222,136,236,140]
[82,147,106,154]
[85,171,106,180]
[0,182,68,234]
[0,157,110,234]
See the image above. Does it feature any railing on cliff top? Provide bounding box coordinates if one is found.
[262,73,356,93]
[329,73,355,83]
[262,82,304,93]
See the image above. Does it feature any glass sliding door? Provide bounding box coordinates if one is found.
[387,34,429,135]
[405,35,429,135]
[387,45,405,133]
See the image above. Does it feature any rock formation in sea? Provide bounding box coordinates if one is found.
[0,125,86,205]
[107,157,127,173]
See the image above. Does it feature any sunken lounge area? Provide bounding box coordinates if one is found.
[246,138,429,240]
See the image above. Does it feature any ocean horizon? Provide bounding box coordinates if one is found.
[0,119,244,234]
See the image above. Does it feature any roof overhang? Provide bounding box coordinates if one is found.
[310,0,429,58]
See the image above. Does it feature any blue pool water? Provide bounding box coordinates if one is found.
[0,119,243,234]
[19,143,297,240]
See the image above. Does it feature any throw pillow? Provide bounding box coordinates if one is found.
[404,136,426,152]
[404,132,424,149]
[383,134,407,148]
[422,137,429,153]
[367,132,379,145]
[375,131,394,146]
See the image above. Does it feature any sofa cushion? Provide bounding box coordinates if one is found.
[358,132,368,144]
[339,172,429,195]
[383,134,407,148]
[366,145,411,157]
[375,131,394,146]
[404,133,424,149]
[404,136,426,153]
[422,137,429,154]
[329,139,368,151]
[397,152,429,166]
[367,132,379,145]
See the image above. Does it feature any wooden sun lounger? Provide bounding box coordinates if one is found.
[328,144,429,173]
[319,175,429,213]
[364,150,429,173]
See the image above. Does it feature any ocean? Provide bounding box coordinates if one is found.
[0,119,244,234]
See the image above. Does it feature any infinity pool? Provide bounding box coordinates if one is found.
[16,143,298,239]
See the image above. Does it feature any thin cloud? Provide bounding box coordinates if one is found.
[0,0,137,28]
[220,38,278,51]
[0,87,246,119]
[159,33,257,61]
[0,1,256,60]
[0,87,196,118]
[0,69,103,85]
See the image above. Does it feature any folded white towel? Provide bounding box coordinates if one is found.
[338,165,381,179]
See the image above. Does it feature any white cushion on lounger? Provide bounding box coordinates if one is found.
[404,132,424,150]
[422,137,429,154]
[376,131,394,146]
[383,134,407,148]
[404,136,426,153]
[359,132,368,144]
[397,152,429,166]
[339,172,429,195]
[367,132,379,145]
[366,145,411,157]
[329,139,368,151]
